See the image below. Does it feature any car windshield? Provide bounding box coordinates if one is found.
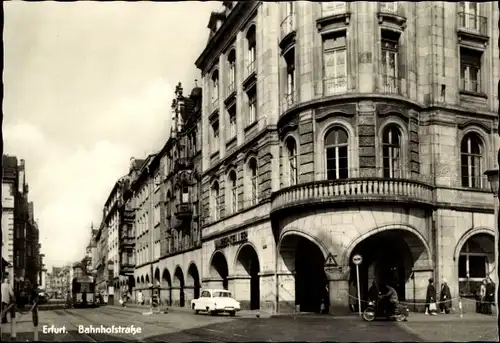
[214,291,231,298]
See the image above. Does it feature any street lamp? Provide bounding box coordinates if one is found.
[484,169,499,314]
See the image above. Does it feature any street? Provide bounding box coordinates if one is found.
[1,306,497,342]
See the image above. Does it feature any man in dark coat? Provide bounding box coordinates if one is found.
[425,278,437,315]
[484,278,495,315]
[439,278,452,314]
[368,280,379,303]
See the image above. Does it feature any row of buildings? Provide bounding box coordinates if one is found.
[87,1,498,313]
[2,155,45,292]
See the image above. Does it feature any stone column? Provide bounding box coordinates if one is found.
[228,275,251,309]
[160,287,171,306]
[277,272,295,314]
[410,268,433,313]
[184,286,194,306]
[325,266,350,315]
[171,287,180,307]
[259,271,277,313]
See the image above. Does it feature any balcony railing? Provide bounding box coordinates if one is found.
[211,97,219,112]
[246,60,256,79]
[458,12,488,36]
[282,91,296,111]
[323,76,347,96]
[175,203,193,219]
[271,178,434,212]
[280,14,295,39]
[460,78,481,94]
[381,75,401,94]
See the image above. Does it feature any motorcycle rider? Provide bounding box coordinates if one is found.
[378,282,399,315]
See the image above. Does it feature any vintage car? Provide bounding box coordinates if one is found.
[191,289,240,316]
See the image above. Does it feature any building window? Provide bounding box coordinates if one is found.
[211,181,221,221]
[321,2,347,16]
[211,70,220,110]
[228,171,238,214]
[382,125,402,178]
[248,158,259,206]
[246,87,257,126]
[460,133,484,189]
[325,127,349,180]
[381,33,399,94]
[246,25,256,77]
[227,49,236,95]
[458,233,494,295]
[322,33,347,95]
[460,48,482,93]
[283,47,296,109]
[228,105,237,140]
[210,120,219,154]
[459,2,482,32]
[380,2,397,13]
[181,186,189,204]
[285,137,298,186]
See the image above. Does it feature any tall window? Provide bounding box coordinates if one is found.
[381,34,399,94]
[323,33,347,95]
[459,2,480,31]
[227,49,236,94]
[321,2,347,16]
[460,133,484,188]
[325,127,349,180]
[228,171,238,214]
[247,87,257,126]
[210,120,219,154]
[286,137,298,186]
[460,48,482,93]
[211,70,219,110]
[211,181,220,221]
[228,105,237,139]
[382,125,402,178]
[246,25,256,76]
[248,158,259,206]
[284,47,296,107]
[458,233,494,296]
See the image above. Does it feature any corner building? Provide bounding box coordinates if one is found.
[193,1,499,314]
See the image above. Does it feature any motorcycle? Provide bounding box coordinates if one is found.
[362,298,409,322]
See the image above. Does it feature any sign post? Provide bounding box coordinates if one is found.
[352,254,363,317]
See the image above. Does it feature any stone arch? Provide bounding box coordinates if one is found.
[187,263,201,300]
[209,250,229,290]
[162,268,172,306]
[234,243,261,310]
[145,274,150,284]
[174,266,186,307]
[154,267,160,285]
[453,227,495,262]
[341,224,432,268]
[141,275,144,284]
[278,229,328,259]
[162,268,172,287]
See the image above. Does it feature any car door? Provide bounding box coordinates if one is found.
[198,291,208,310]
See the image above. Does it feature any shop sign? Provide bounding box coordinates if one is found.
[214,230,248,249]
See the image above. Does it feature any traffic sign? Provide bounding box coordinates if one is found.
[324,253,338,267]
[352,254,363,265]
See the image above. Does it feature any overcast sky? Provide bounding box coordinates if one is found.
[3,1,220,270]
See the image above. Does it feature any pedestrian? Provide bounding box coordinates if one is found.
[1,275,16,324]
[439,278,452,314]
[479,279,487,314]
[484,278,495,315]
[368,280,379,303]
[137,290,144,306]
[425,278,437,315]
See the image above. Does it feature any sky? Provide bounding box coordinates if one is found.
[3,1,221,270]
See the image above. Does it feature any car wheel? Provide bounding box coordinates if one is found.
[229,311,236,317]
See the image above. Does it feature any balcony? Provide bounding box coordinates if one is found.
[211,97,219,114]
[280,14,295,43]
[380,75,401,95]
[175,203,193,219]
[243,60,257,90]
[282,91,296,112]
[174,157,194,172]
[271,178,434,213]
[457,12,488,42]
[323,76,347,96]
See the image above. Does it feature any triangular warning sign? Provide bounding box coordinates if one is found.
[324,253,338,267]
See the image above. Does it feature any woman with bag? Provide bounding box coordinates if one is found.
[425,278,438,315]
[439,278,452,314]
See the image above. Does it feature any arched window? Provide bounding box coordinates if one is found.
[460,133,484,188]
[246,25,256,73]
[382,125,402,178]
[248,158,259,206]
[211,70,220,108]
[458,233,495,295]
[228,171,238,214]
[227,49,236,94]
[324,127,349,180]
[211,181,220,221]
[285,137,298,186]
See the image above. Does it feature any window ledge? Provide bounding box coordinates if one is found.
[459,90,488,99]
[210,151,220,160]
[244,121,258,133]
[226,136,237,147]
[316,12,351,32]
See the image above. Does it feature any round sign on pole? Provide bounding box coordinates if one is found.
[352,254,363,265]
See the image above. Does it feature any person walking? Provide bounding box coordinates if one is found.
[479,279,487,314]
[137,290,144,305]
[425,278,437,315]
[439,278,452,314]
[1,275,16,324]
[484,278,495,315]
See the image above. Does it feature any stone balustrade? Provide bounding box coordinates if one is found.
[271,178,434,213]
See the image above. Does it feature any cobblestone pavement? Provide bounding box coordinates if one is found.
[0,305,497,342]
